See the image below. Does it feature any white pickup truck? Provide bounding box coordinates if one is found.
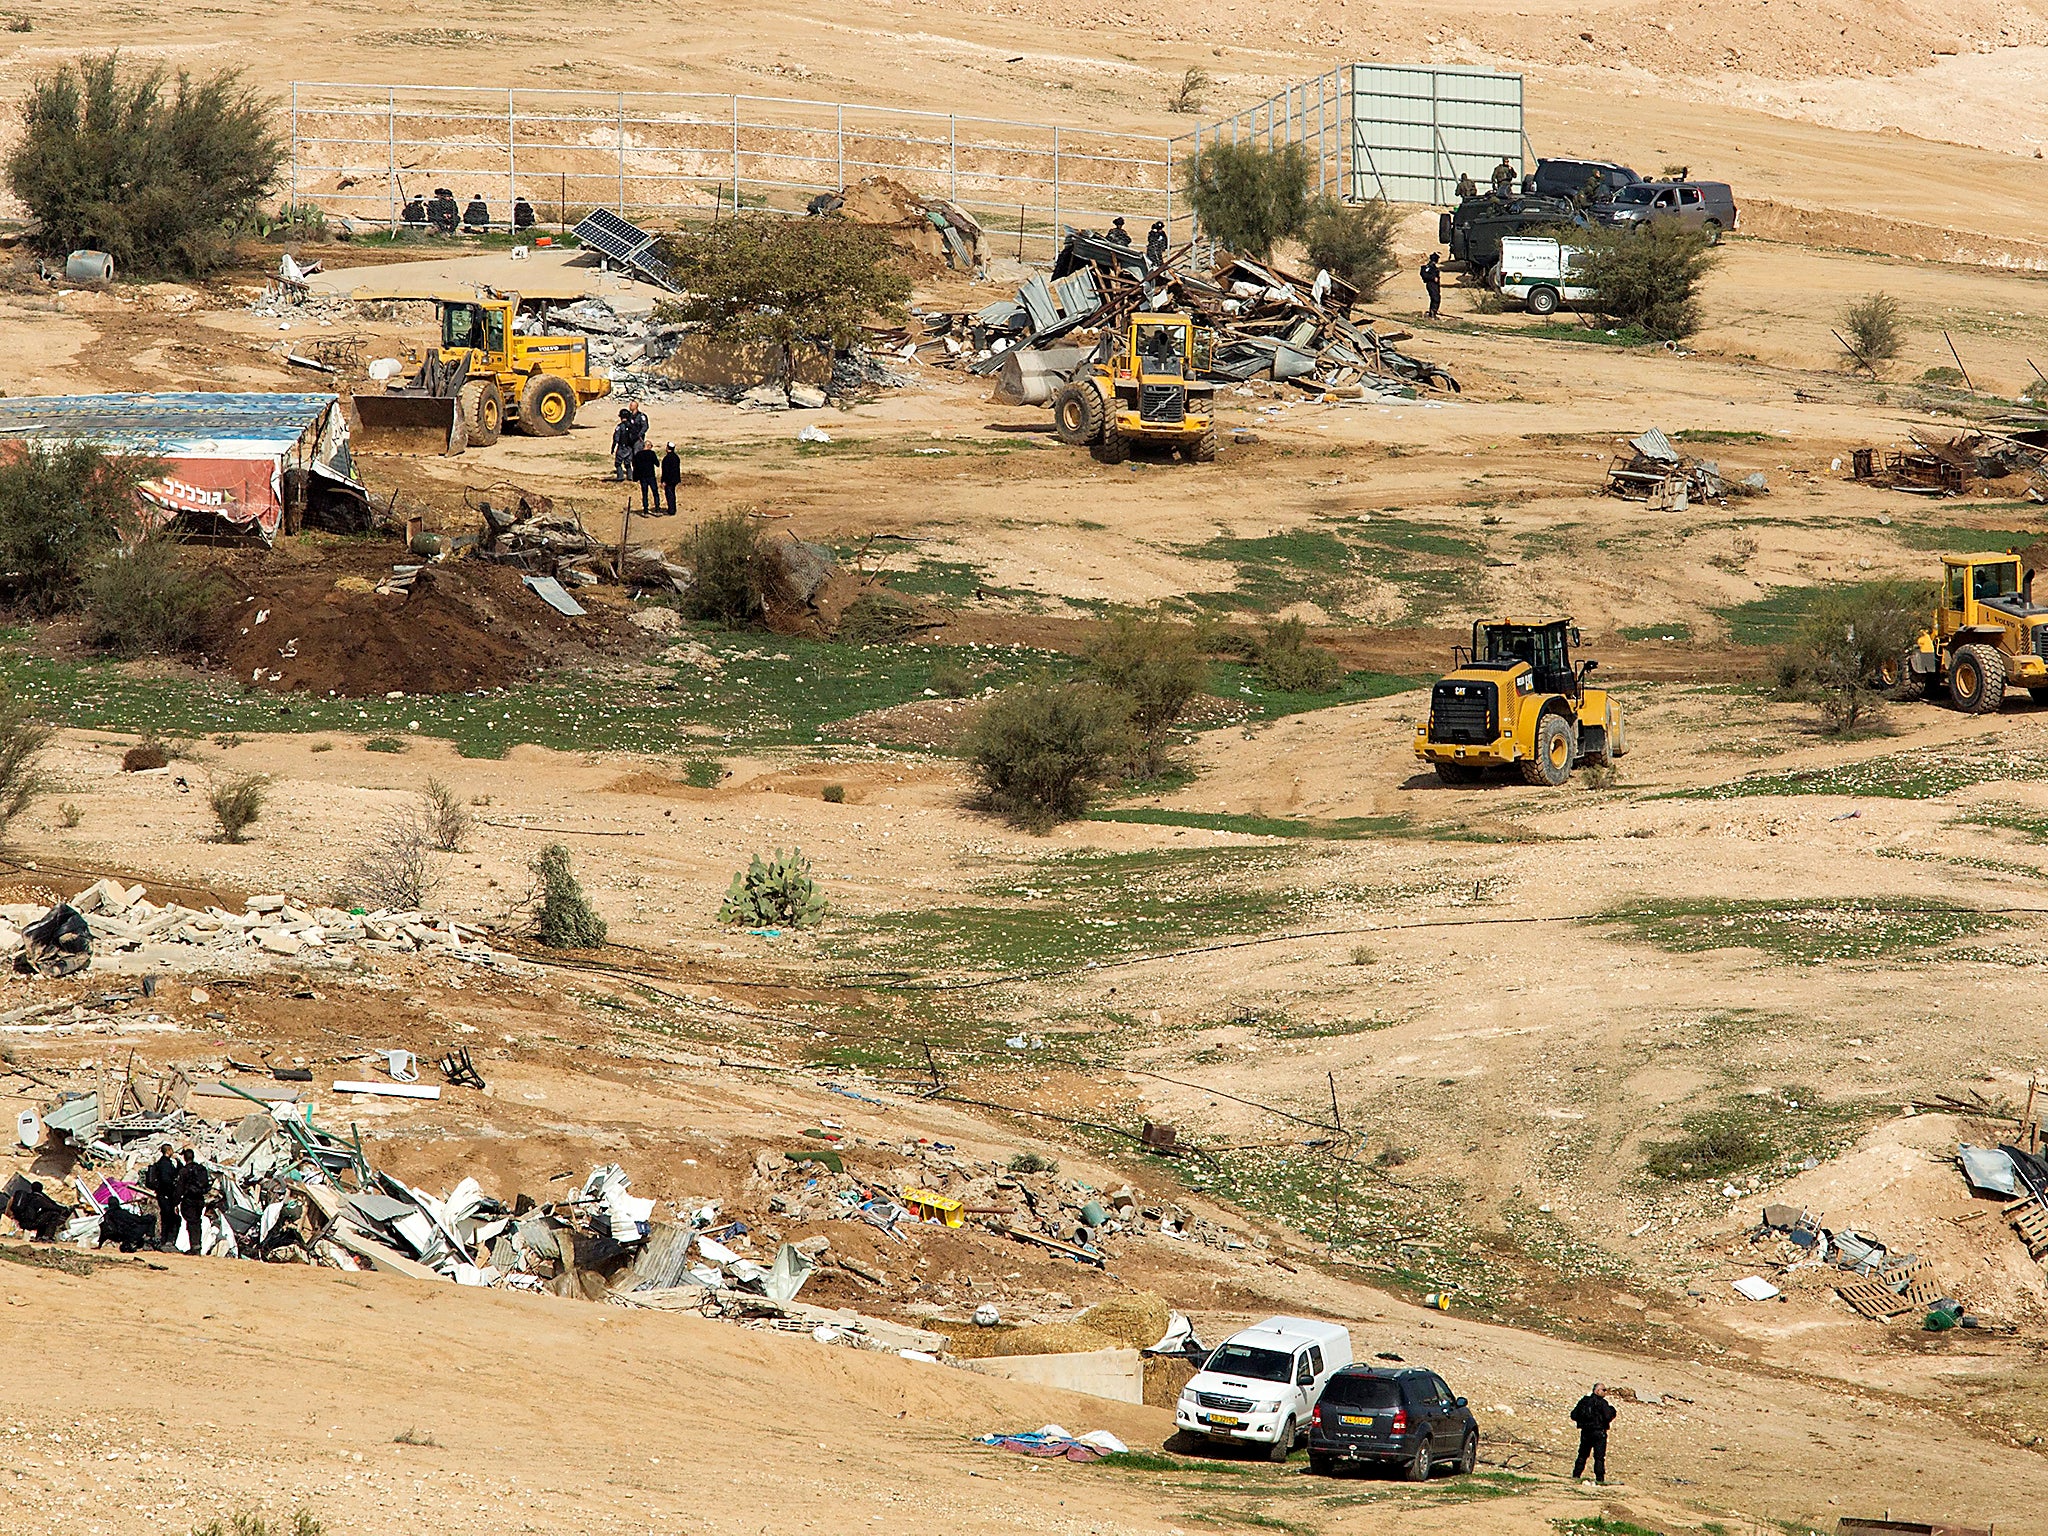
[1494,235,1594,316]
[1173,1316,1353,1460]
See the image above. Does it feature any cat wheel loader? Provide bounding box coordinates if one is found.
[355,292,611,454]
[1414,617,1626,786]
[1880,553,2048,713]
[1049,312,1217,464]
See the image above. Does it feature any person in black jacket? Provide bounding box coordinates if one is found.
[173,1150,212,1255]
[1570,1384,1616,1484]
[659,444,683,516]
[144,1149,180,1250]
[630,442,659,512]
[1145,220,1168,267]
[8,1180,68,1241]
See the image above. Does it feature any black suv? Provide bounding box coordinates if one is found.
[1307,1367,1479,1479]
[1530,158,1638,203]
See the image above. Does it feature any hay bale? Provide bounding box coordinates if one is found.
[942,1322,1120,1360]
[1144,1355,1198,1409]
[1077,1293,1171,1349]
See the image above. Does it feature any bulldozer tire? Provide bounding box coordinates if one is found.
[460,379,504,447]
[1092,430,1131,465]
[1434,761,1482,786]
[1052,383,1105,447]
[518,374,576,437]
[1189,426,1219,464]
[1519,712,1575,787]
[1949,643,2007,714]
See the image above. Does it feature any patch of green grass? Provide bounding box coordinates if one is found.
[1964,804,2048,841]
[1642,1084,1875,1183]
[830,845,1341,976]
[1555,1517,1669,1536]
[682,758,724,789]
[1673,429,1780,444]
[1886,523,2035,554]
[1085,807,1411,840]
[1520,321,1653,347]
[1207,662,1424,721]
[884,557,986,603]
[1598,896,2004,964]
[1181,517,1478,620]
[1618,621,1691,642]
[1718,582,1886,647]
[364,736,408,753]
[1678,741,2048,801]
[0,630,1067,761]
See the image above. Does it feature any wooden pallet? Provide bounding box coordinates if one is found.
[2007,1196,2048,1260]
[1900,1269,1948,1308]
[1836,1277,1913,1320]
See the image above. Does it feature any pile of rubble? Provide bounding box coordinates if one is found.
[1606,427,1768,509]
[1749,1202,1965,1323]
[1850,427,2048,499]
[1,877,514,979]
[905,230,1459,400]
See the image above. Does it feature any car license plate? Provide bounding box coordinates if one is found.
[1340,1415,1373,1426]
[1205,1415,1241,1428]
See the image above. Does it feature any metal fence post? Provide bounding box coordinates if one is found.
[1164,136,1173,235]
[732,95,742,210]
[289,82,299,210]
[949,114,958,203]
[1051,125,1060,249]
[507,89,517,225]
[616,93,626,214]
[836,103,844,191]
[387,88,398,232]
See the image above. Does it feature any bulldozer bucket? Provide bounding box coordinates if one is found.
[351,392,466,456]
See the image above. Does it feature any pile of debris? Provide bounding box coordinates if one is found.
[1606,427,1768,508]
[1,877,517,979]
[1751,1203,1966,1324]
[1955,1135,2048,1270]
[904,231,1459,400]
[1850,428,2048,499]
[811,176,985,272]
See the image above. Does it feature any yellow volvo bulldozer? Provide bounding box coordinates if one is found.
[355,292,612,454]
[1050,312,1217,464]
[1887,553,2048,712]
[1414,618,1626,786]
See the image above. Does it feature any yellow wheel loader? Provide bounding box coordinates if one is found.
[1413,618,1626,786]
[1049,312,1217,464]
[1882,553,2048,712]
[355,292,611,454]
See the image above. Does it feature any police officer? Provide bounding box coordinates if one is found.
[1420,251,1442,318]
[144,1147,180,1250]
[1570,1384,1617,1485]
[513,196,536,231]
[1491,156,1516,192]
[462,192,492,231]
[173,1149,212,1254]
[1145,220,1168,266]
[1106,216,1132,247]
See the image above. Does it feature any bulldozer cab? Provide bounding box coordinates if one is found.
[1473,619,1583,697]
[1941,555,2031,625]
[442,300,509,362]
[1129,316,1189,378]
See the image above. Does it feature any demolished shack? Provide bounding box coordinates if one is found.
[0,392,369,540]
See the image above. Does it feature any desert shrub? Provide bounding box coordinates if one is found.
[1919,365,1964,387]
[7,55,283,276]
[1301,197,1402,301]
[821,784,845,804]
[1008,1152,1058,1174]
[1087,609,1207,775]
[1644,1115,1775,1181]
[930,661,978,698]
[268,202,325,238]
[208,772,267,844]
[717,847,829,928]
[1839,291,1903,373]
[1572,221,1718,340]
[0,442,154,616]
[1257,617,1342,693]
[1164,66,1210,114]
[967,681,1135,831]
[122,736,169,771]
[345,808,438,910]
[682,509,767,625]
[663,213,909,352]
[835,590,922,645]
[363,736,408,754]
[0,696,51,846]
[80,532,221,657]
[1782,579,1934,734]
[421,777,468,852]
[192,1510,326,1536]
[1182,141,1313,259]
[528,843,607,948]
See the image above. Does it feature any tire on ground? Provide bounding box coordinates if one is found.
[1092,430,1131,465]
[1948,643,2007,714]
[1519,712,1576,786]
[1052,383,1105,447]
[518,374,576,437]
[1267,1418,1295,1463]
[1434,760,1482,786]
[1527,285,1559,316]
[459,378,503,447]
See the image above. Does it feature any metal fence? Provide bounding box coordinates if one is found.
[1174,64,1527,209]
[286,83,1183,258]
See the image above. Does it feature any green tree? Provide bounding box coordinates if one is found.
[1572,221,1719,340]
[6,54,282,276]
[1301,198,1402,301]
[1088,610,1207,776]
[1784,580,1934,734]
[1839,292,1904,374]
[968,681,1135,831]
[0,442,153,615]
[663,214,911,355]
[1182,142,1313,258]
[681,509,767,626]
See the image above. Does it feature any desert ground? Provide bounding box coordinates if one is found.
[3,5,2048,1536]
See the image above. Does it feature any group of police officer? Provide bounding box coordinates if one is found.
[398,187,539,234]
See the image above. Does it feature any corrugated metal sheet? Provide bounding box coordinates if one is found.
[0,392,340,457]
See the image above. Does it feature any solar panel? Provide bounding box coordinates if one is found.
[572,209,678,292]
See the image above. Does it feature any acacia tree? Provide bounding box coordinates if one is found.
[7,55,282,275]
[1182,142,1313,258]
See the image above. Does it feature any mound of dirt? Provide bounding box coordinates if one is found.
[208,550,641,698]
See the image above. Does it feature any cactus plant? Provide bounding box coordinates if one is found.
[718,847,829,929]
